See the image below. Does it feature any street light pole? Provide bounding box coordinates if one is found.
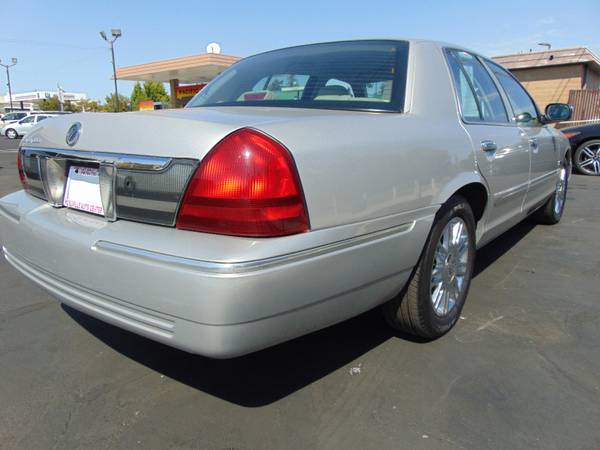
[100,29,122,112]
[0,58,18,111]
[109,41,119,111]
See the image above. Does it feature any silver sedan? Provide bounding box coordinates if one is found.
[0,39,572,358]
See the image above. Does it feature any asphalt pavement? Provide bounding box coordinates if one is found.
[1,135,599,449]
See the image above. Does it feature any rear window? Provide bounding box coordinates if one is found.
[187,40,409,112]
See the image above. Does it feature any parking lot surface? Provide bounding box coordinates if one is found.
[1,135,599,450]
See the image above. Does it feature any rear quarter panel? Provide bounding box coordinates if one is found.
[258,41,479,231]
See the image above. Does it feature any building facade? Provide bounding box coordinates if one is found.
[493,47,600,117]
[1,90,87,111]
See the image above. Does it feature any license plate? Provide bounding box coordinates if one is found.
[63,166,105,216]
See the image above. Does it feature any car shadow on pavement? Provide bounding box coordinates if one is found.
[63,219,536,407]
[64,305,396,407]
[473,219,536,277]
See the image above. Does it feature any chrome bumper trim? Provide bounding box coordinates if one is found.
[92,221,415,275]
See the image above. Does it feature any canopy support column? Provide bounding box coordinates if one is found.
[169,79,179,109]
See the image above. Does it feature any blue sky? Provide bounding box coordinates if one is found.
[1,0,598,101]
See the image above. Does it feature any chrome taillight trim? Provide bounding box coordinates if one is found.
[19,147,197,226]
[99,163,117,221]
[39,156,68,206]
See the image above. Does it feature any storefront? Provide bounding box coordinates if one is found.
[115,52,240,108]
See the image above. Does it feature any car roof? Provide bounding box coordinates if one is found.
[246,38,487,60]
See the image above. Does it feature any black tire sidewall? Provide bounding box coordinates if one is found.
[417,197,476,335]
[6,129,17,139]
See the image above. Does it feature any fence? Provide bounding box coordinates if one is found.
[567,89,600,121]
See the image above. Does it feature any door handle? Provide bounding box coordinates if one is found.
[529,138,538,150]
[481,140,497,152]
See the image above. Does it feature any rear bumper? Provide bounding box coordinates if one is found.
[0,190,434,358]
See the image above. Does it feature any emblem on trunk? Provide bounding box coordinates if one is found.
[66,122,82,146]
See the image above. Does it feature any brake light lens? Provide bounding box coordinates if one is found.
[176,128,309,237]
[17,149,26,188]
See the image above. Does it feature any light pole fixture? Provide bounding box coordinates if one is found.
[0,57,18,111]
[537,42,551,51]
[100,28,122,112]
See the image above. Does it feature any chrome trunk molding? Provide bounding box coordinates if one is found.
[19,147,198,226]
[20,147,172,171]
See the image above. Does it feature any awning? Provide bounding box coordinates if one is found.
[115,53,241,84]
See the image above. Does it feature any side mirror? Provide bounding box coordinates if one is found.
[515,112,534,124]
[545,103,572,122]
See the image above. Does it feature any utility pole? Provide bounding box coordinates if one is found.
[100,29,122,112]
[57,83,64,112]
[0,58,18,111]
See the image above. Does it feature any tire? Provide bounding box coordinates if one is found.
[573,139,600,176]
[382,195,476,339]
[533,158,568,225]
[5,128,18,139]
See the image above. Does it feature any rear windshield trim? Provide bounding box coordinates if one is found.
[187,40,410,113]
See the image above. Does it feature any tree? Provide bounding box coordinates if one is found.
[143,81,169,103]
[38,95,61,111]
[130,82,145,110]
[130,81,170,110]
[63,101,81,113]
[104,93,130,112]
[78,98,102,112]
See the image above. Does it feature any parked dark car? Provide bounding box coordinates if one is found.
[561,123,600,176]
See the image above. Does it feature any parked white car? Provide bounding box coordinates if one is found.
[0,111,30,127]
[2,114,55,139]
[0,39,572,358]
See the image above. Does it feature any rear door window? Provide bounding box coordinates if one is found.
[486,60,540,125]
[446,50,509,123]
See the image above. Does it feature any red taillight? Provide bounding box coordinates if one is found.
[17,150,26,188]
[176,128,309,237]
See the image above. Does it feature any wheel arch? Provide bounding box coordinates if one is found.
[436,174,489,223]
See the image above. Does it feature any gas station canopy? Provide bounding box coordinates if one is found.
[116,53,240,84]
[115,52,241,108]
